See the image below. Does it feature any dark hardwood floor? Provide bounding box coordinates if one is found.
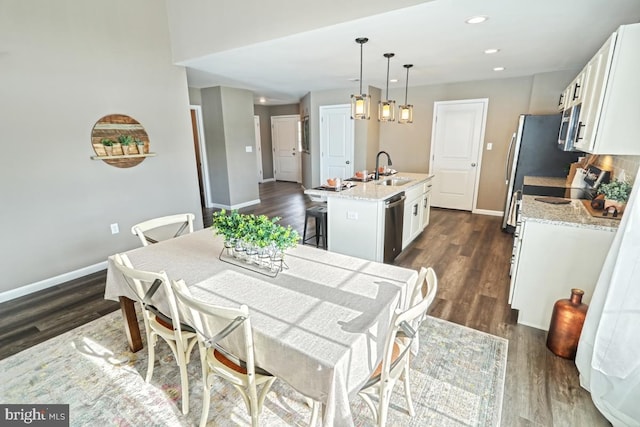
[0,181,609,426]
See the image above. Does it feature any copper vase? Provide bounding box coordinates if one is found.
[546,288,588,360]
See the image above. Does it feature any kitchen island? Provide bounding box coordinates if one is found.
[510,194,618,330]
[304,172,433,263]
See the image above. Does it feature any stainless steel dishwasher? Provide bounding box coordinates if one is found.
[384,193,405,263]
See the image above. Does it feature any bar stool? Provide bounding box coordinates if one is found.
[303,205,328,249]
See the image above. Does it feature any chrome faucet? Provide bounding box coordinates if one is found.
[375,151,393,180]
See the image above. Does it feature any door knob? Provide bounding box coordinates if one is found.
[292,152,296,156]
[471,163,477,167]
[345,160,350,164]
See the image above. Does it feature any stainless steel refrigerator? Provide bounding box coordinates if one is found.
[501,114,581,231]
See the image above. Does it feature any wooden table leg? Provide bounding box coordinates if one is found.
[119,296,143,352]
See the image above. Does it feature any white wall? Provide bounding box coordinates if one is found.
[165,0,430,62]
[0,0,202,298]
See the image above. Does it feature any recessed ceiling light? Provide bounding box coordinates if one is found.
[493,67,505,71]
[484,48,500,54]
[390,79,398,83]
[259,97,266,103]
[465,15,488,24]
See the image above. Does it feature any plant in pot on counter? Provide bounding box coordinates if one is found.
[597,179,632,216]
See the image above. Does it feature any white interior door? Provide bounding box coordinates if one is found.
[254,115,263,183]
[320,105,354,182]
[430,99,487,211]
[271,115,300,182]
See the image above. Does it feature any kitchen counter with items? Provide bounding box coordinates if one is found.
[520,194,619,231]
[304,172,433,202]
[510,193,618,331]
[304,173,434,264]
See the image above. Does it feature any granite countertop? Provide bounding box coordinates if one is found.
[520,195,619,232]
[304,172,433,202]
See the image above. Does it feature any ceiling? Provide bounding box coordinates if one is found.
[182,0,640,105]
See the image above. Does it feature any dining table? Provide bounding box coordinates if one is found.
[104,228,417,426]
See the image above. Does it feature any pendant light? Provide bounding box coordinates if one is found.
[350,37,371,120]
[398,64,414,124]
[378,53,396,122]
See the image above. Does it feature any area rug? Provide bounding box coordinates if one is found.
[0,312,507,426]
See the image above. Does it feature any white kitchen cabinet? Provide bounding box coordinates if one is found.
[572,23,640,154]
[402,184,422,250]
[510,220,615,330]
[566,70,586,108]
[402,178,434,249]
[419,181,433,230]
[557,85,571,111]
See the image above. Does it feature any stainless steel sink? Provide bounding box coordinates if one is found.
[376,178,413,186]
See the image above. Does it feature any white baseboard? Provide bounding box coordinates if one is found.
[0,261,108,304]
[261,178,275,183]
[472,209,504,217]
[209,198,261,211]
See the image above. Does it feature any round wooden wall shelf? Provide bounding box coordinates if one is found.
[91,114,154,168]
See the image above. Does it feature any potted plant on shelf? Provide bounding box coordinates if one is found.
[597,179,632,215]
[134,138,145,154]
[101,138,114,156]
[118,135,133,155]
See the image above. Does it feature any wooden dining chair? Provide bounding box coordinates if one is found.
[309,267,438,427]
[360,266,438,426]
[171,279,277,427]
[131,213,195,246]
[112,253,198,414]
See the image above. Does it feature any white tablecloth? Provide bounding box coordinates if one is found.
[104,229,417,426]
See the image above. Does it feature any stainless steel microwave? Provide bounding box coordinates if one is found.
[558,104,581,151]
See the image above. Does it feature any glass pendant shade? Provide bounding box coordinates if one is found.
[398,64,414,124]
[351,94,371,120]
[398,104,413,124]
[378,53,396,122]
[351,37,370,120]
[379,100,396,122]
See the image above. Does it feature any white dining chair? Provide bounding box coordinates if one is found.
[131,213,195,246]
[171,279,277,427]
[309,267,438,427]
[112,253,198,415]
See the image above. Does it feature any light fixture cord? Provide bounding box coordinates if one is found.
[359,43,364,94]
[386,57,390,99]
[404,66,409,104]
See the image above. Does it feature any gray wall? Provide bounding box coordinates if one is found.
[202,87,231,205]
[253,105,273,180]
[302,71,575,212]
[0,0,202,298]
[378,73,575,211]
[201,87,260,207]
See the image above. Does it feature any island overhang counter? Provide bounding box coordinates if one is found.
[304,173,434,262]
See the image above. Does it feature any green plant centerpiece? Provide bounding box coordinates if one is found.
[212,209,300,272]
[597,179,632,214]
